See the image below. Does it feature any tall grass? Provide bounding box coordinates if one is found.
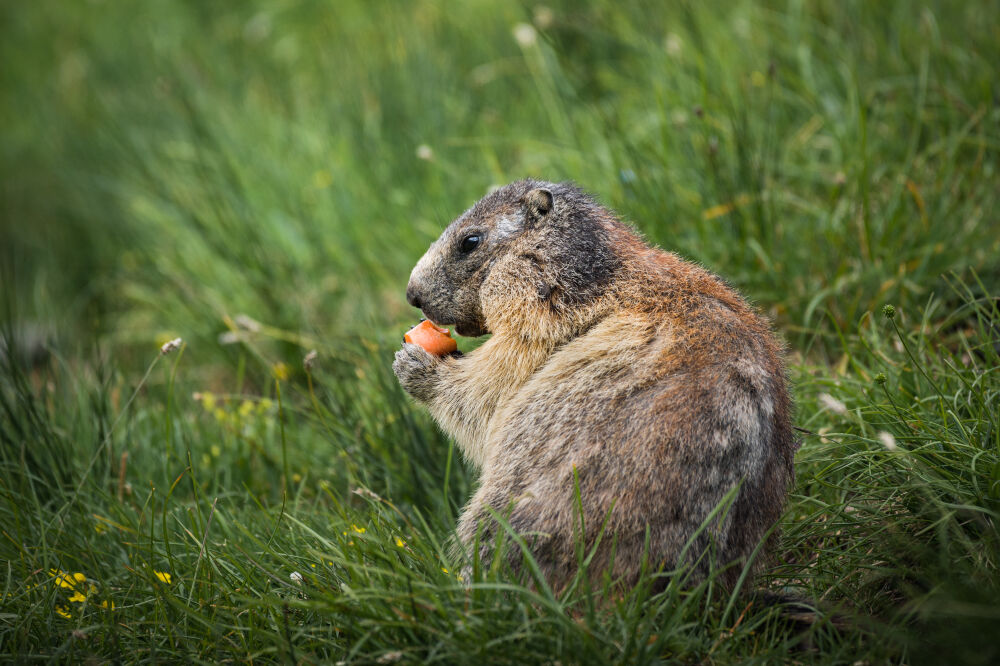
[2,286,997,663]
[1,0,998,662]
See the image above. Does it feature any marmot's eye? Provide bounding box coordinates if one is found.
[460,234,481,253]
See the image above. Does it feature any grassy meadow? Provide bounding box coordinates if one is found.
[1,0,999,662]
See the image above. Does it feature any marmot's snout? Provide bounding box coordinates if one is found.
[405,226,489,337]
[405,283,423,310]
[406,251,442,323]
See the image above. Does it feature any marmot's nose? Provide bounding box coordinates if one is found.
[406,284,423,310]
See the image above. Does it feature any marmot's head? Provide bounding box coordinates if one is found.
[406,179,623,338]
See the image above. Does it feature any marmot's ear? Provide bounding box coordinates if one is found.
[524,188,554,226]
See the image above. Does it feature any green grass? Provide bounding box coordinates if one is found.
[1,0,998,662]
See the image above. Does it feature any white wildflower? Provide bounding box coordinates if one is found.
[352,486,383,502]
[877,431,898,451]
[533,6,554,29]
[218,331,241,345]
[303,349,318,371]
[243,13,272,43]
[160,338,183,355]
[377,651,403,664]
[664,33,683,57]
[513,23,537,47]
[415,144,434,161]
[234,314,261,332]
[290,571,303,584]
[818,393,847,416]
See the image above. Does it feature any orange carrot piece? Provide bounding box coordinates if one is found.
[404,320,457,356]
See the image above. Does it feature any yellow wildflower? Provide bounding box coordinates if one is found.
[395,537,406,548]
[55,605,71,619]
[238,400,255,417]
[68,591,87,604]
[210,444,222,457]
[441,567,449,574]
[272,362,291,381]
[50,570,86,589]
[312,169,333,190]
[200,392,217,410]
[154,571,172,584]
[52,573,73,588]
[351,524,366,534]
[702,193,752,221]
[100,600,115,610]
[258,399,274,412]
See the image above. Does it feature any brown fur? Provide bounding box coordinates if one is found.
[393,180,795,592]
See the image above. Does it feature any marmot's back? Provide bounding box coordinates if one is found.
[394,180,795,592]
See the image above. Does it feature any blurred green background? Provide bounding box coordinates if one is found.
[1,1,998,663]
[4,0,997,361]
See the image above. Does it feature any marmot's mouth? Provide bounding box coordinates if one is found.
[453,321,488,338]
[423,321,451,337]
[423,317,463,338]
[419,309,487,338]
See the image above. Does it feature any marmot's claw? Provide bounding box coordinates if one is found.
[392,343,439,401]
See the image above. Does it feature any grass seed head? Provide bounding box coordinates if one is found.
[159,337,183,355]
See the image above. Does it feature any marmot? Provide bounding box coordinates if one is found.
[393,179,795,592]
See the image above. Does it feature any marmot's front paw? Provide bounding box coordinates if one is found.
[393,342,440,402]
